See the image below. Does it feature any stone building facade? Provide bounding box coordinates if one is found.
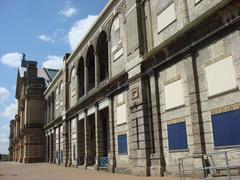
[10,0,240,177]
[9,55,58,163]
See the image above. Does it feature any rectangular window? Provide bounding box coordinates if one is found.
[157,3,176,32]
[167,122,188,151]
[164,79,184,110]
[118,134,128,154]
[212,109,240,148]
[206,56,236,97]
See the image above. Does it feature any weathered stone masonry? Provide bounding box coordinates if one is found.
[10,0,240,177]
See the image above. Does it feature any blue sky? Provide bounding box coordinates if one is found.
[0,0,108,154]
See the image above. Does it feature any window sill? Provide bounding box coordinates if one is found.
[157,19,177,35]
[214,145,240,150]
[169,149,189,153]
[116,122,127,127]
[118,153,128,156]
[208,87,239,99]
[165,104,185,112]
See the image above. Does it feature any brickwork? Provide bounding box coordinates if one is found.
[10,0,240,178]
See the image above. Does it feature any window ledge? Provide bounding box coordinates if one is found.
[208,87,239,99]
[157,19,177,35]
[116,122,127,127]
[165,104,185,112]
[214,145,240,150]
[169,149,189,153]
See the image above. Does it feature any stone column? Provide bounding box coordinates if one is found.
[149,72,165,176]
[53,129,56,164]
[144,0,154,50]
[51,132,54,163]
[187,54,205,165]
[108,97,116,172]
[58,126,61,165]
[49,133,51,163]
[84,110,90,168]
[62,119,68,166]
[128,77,151,176]
[95,53,100,87]
[68,120,72,167]
[84,60,88,95]
[94,104,100,169]
[46,133,48,162]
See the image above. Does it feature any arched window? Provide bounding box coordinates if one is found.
[78,57,85,98]
[110,14,124,61]
[86,45,95,90]
[97,31,108,82]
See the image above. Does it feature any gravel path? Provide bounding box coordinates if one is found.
[0,162,198,180]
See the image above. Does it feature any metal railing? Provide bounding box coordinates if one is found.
[178,148,240,180]
[98,157,110,168]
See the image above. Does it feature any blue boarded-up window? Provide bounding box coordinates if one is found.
[212,109,240,147]
[167,122,188,151]
[118,134,128,154]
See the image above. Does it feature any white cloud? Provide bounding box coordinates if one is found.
[1,101,17,119]
[1,52,23,68]
[59,7,77,18]
[42,55,63,69]
[68,15,98,50]
[38,34,55,43]
[38,29,66,43]
[0,87,9,101]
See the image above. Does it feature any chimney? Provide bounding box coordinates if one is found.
[64,53,71,61]
[27,62,37,78]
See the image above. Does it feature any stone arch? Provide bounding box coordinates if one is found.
[107,11,126,39]
[77,56,85,98]
[108,13,125,61]
[96,31,109,82]
[86,45,95,90]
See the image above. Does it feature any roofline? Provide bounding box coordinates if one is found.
[66,0,118,65]
[44,68,63,96]
[43,68,59,81]
[44,0,118,96]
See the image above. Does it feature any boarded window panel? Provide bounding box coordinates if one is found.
[164,79,184,110]
[71,118,77,132]
[167,122,188,150]
[157,3,176,32]
[118,134,128,154]
[117,93,124,104]
[212,109,240,147]
[116,104,127,125]
[206,56,236,96]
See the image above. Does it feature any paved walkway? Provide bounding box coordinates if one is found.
[0,162,196,180]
